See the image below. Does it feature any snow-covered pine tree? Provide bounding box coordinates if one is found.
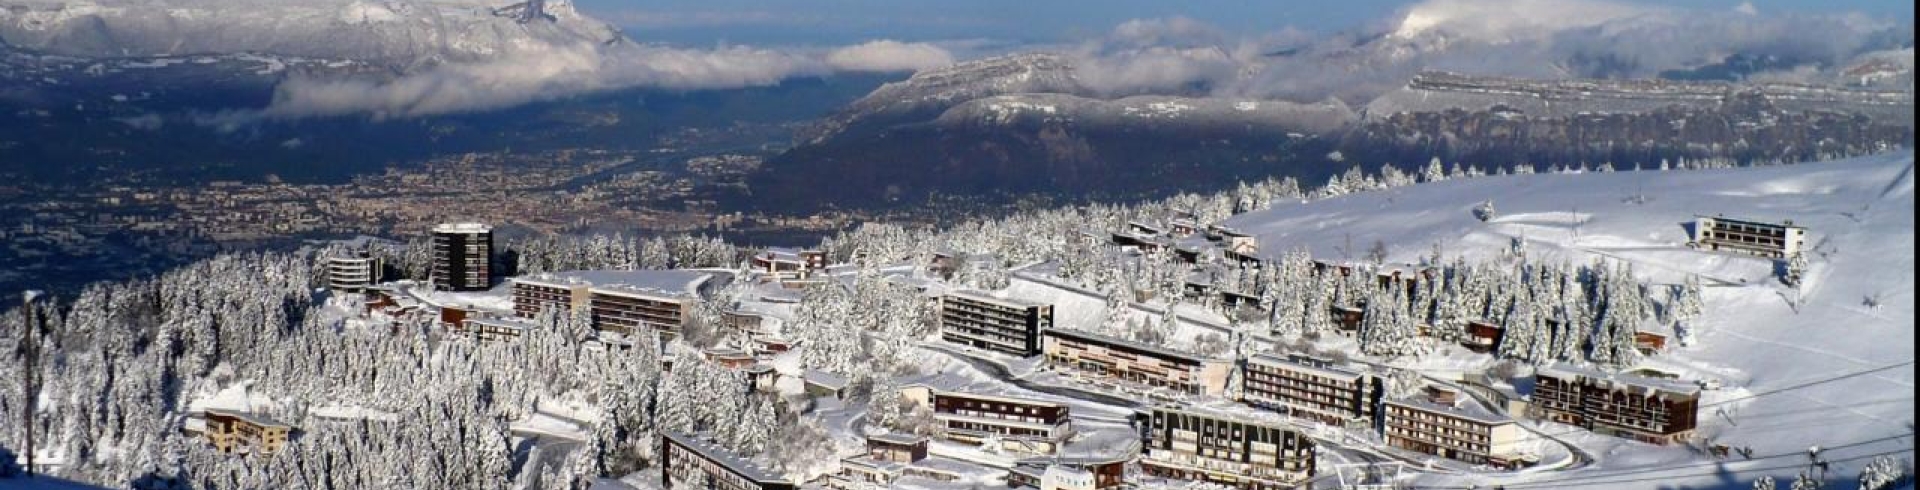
[1423,157,1447,183]
[1858,454,1910,490]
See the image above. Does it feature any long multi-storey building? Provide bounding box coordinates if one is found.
[1137,406,1316,490]
[1042,328,1233,398]
[900,384,1072,453]
[661,431,797,490]
[1382,386,1524,466]
[1242,353,1383,428]
[431,223,493,291]
[325,252,383,293]
[510,270,714,336]
[1530,363,1701,445]
[939,291,1054,357]
[1690,215,1808,258]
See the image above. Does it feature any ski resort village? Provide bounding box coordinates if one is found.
[4,152,1914,490]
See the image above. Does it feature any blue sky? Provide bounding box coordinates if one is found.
[575,0,1915,46]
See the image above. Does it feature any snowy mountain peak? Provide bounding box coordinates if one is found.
[0,0,622,65]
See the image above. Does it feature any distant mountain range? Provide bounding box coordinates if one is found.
[752,51,1914,211]
[1,1,1913,215]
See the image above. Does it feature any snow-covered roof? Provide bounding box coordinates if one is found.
[1248,353,1374,382]
[516,270,712,299]
[945,289,1049,309]
[902,383,1068,409]
[432,222,492,234]
[868,433,928,446]
[1013,455,1129,466]
[804,369,848,390]
[1537,362,1699,395]
[662,431,788,483]
[206,408,294,429]
[1695,214,1806,230]
[466,317,537,331]
[1147,404,1289,429]
[1043,328,1226,365]
[1385,394,1515,426]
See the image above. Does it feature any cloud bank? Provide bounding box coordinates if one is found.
[239,42,826,122]
[1065,0,1913,104]
[232,38,959,122]
[826,40,956,73]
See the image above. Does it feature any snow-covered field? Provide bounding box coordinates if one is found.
[1203,152,1915,488]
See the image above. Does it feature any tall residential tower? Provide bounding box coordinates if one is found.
[432,223,494,291]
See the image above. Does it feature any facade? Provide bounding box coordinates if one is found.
[431,223,493,291]
[1463,321,1504,353]
[1381,387,1524,465]
[867,434,929,463]
[1242,353,1383,428]
[590,287,693,335]
[1530,363,1701,445]
[939,291,1054,357]
[750,248,827,281]
[203,409,294,455]
[465,317,536,342]
[325,252,383,293]
[900,385,1072,453]
[832,458,903,489]
[1008,457,1128,490]
[1042,328,1234,398]
[1690,215,1808,258]
[661,431,797,490]
[1137,406,1317,489]
[509,270,710,336]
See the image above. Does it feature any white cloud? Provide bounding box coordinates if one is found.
[826,40,956,73]
[1388,0,1663,43]
[1064,17,1244,96]
[1734,2,1760,16]
[225,42,825,122]
[1070,3,1909,105]
[114,114,165,131]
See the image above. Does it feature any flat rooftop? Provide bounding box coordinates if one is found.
[515,269,713,299]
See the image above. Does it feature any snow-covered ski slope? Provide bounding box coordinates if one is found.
[1218,152,1914,488]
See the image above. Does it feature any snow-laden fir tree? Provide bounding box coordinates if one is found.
[1858,455,1910,490]
[1422,157,1447,183]
[1790,471,1823,490]
[1360,286,1419,357]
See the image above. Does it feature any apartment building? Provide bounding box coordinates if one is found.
[750,248,826,281]
[1042,328,1234,398]
[1006,456,1128,490]
[1530,363,1701,445]
[324,252,382,293]
[900,385,1072,453]
[431,223,493,291]
[1137,406,1317,490]
[661,431,797,490]
[1382,386,1525,466]
[203,409,295,455]
[1690,215,1808,258]
[939,290,1054,357]
[463,317,537,343]
[1242,353,1383,428]
[510,270,714,336]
